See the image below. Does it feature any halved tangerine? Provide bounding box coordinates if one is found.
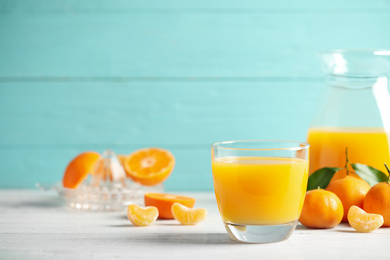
[123,148,175,186]
[171,203,207,225]
[348,205,384,233]
[127,204,159,227]
[144,192,195,219]
[62,151,101,189]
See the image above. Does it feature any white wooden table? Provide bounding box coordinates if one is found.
[0,190,389,260]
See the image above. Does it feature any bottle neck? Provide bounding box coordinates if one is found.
[311,75,390,129]
[326,75,389,90]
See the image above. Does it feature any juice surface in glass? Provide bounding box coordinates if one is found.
[212,156,308,225]
[307,127,390,174]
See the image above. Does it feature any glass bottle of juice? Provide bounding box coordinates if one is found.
[308,50,390,174]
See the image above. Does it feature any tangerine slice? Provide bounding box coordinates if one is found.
[171,203,207,225]
[127,204,159,226]
[348,205,384,233]
[123,148,175,186]
[144,193,196,219]
[62,151,101,189]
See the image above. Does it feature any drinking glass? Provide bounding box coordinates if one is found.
[211,140,309,243]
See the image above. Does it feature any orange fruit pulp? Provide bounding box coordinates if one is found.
[144,192,196,219]
[62,151,101,189]
[299,188,343,229]
[348,205,384,233]
[171,203,207,225]
[123,148,175,186]
[127,204,159,227]
[326,175,371,222]
[363,181,390,227]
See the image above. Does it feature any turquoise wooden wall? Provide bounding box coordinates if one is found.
[1,0,390,190]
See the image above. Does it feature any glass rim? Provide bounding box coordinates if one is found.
[211,139,309,151]
[318,49,390,56]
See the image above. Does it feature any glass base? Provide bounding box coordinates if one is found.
[36,181,164,211]
[224,220,298,243]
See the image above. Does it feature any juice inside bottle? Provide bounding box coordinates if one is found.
[212,157,308,225]
[307,127,390,174]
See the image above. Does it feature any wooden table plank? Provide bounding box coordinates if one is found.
[0,190,389,260]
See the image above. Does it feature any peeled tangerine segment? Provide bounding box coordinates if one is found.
[127,204,159,227]
[171,203,207,225]
[348,205,384,233]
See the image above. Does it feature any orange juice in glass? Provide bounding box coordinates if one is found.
[211,140,309,243]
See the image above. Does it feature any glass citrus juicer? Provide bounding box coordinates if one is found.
[37,149,163,211]
[307,50,390,174]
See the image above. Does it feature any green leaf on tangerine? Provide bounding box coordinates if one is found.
[307,167,341,191]
[351,163,388,186]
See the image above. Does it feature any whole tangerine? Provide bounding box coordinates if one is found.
[363,181,390,227]
[299,188,343,229]
[330,168,360,182]
[326,175,371,222]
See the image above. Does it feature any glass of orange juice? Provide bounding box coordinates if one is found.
[211,140,309,243]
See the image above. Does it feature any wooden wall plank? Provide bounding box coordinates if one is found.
[0,81,322,147]
[0,80,322,189]
[1,8,389,78]
[2,0,390,12]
